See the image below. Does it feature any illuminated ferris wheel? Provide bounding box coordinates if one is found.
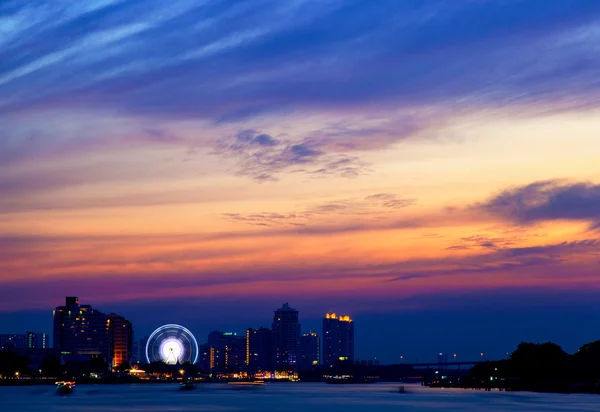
[145,324,199,364]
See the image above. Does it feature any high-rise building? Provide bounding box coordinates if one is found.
[26,332,49,349]
[199,343,211,372]
[208,330,225,371]
[0,334,27,349]
[0,332,48,350]
[209,346,224,371]
[139,336,149,363]
[53,297,111,359]
[299,331,320,370]
[246,327,272,371]
[131,340,139,364]
[53,297,132,368]
[108,313,133,368]
[272,303,301,368]
[224,333,246,370]
[323,313,354,367]
[207,331,246,371]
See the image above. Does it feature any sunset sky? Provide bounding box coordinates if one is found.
[2,0,600,362]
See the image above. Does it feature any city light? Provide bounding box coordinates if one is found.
[325,313,352,322]
[146,324,199,365]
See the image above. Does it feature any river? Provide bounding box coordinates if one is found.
[1,383,599,411]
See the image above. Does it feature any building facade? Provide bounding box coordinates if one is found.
[53,297,132,368]
[246,327,272,371]
[139,336,149,363]
[0,333,48,350]
[131,340,139,364]
[108,313,133,368]
[272,303,301,368]
[26,332,49,349]
[0,334,27,349]
[322,313,354,367]
[224,333,246,370]
[199,343,211,372]
[208,331,246,371]
[53,297,111,360]
[299,331,320,370]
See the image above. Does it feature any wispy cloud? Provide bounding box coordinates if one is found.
[2,0,600,187]
[214,129,367,180]
[365,193,416,209]
[222,212,305,228]
[2,1,600,120]
[392,239,600,283]
[221,193,416,226]
[445,233,542,252]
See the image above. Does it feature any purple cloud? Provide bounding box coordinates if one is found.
[214,129,366,181]
[475,180,600,229]
[235,130,280,147]
[393,238,600,282]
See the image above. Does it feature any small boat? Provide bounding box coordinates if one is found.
[180,378,195,391]
[56,381,75,394]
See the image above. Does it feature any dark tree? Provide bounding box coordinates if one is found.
[509,342,568,380]
[40,355,62,377]
[115,362,132,373]
[0,350,31,376]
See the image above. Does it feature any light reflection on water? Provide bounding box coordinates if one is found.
[1,383,600,412]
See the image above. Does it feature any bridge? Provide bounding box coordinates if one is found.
[404,361,486,368]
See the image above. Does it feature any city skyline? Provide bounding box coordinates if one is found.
[5,297,365,367]
[2,1,600,364]
[46,297,361,370]
[2,293,599,363]
[1,295,579,365]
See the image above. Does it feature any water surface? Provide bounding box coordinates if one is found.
[1,383,599,411]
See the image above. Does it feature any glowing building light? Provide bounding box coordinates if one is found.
[325,313,352,322]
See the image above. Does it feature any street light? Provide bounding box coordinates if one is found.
[179,369,185,376]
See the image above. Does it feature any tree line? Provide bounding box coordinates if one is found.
[466,340,600,393]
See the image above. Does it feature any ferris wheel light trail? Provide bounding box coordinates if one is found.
[145,324,199,364]
[159,338,184,364]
